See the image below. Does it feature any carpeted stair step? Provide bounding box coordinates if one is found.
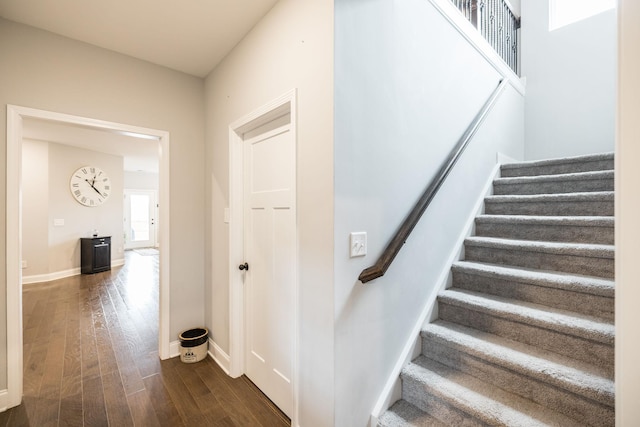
[500,152,614,178]
[420,321,614,426]
[463,236,614,278]
[484,191,614,216]
[401,355,588,427]
[451,261,614,320]
[475,214,614,244]
[437,289,614,371]
[493,170,614,195]
[377,400,447,427]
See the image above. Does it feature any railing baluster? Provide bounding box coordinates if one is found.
[448,0,519,75]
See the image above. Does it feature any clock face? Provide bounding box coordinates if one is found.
[69,166,111,207]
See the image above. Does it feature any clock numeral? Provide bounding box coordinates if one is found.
[104,186,110,190]
[103,178,108,182]
[81,197,87,203]
[81,168,88,174]
[98,171,103,176]
[75,175,82,179]
[102,192,109,197]
[90,200,95,206]
[98,198,103,203]
[72,183,79,188]
[90,167,95,174]
[74,190,81,196]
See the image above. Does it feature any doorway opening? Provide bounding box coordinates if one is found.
[124,189,158,250]
[6,105,171,410]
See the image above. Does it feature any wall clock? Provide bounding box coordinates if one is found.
[69,166,111,207]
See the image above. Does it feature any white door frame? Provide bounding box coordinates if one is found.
[5,105,172,409]
[228,89,298,424]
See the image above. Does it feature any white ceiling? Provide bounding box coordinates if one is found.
[0,0,280,77]
[23,118,161,173]
[5,0,281,173]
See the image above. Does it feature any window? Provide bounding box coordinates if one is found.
[549,0,615,31]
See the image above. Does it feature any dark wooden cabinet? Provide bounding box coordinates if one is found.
[81,236,111,274]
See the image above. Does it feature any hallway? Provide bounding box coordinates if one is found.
[0,251,289,426]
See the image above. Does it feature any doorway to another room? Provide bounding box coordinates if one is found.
[124,189,158,250]
[6,105,171,410]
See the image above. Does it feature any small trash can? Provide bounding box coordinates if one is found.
[179,327,208,363]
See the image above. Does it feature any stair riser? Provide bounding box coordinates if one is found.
[421,340,614,427]
[451,270,614,321]
[493,178,613,196]
[437,302,614,372]
[500,160,614,178]
[475,221,614,245]
[401,376,491,427]
[464,245,614,279]
[484,199,614,216]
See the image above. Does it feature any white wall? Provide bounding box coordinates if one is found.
[334,0,524,425]
[204,1,334,425]
[47,143,124,272]
[616,1,640,424]
[0,18,205,389]
[22,140,49,276]
[124,171,159,191]
[521,0,616,159]
[23,140,125,278]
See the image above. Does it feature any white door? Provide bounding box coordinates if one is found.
[242,116,295,417]
[124,189,157,249]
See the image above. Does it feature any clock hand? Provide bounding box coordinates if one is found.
[85,179,103,196]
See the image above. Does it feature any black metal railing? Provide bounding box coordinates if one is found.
[451,0,520,74]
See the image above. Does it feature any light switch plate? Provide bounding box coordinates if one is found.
[350,232,367,257]
[53,218,65,227]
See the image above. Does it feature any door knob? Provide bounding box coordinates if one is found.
[238,262,249,271]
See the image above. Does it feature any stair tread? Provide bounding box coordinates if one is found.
[452,261,614,297]
[476,214,614,227]
[438,288,614,344]
[495,169,613,185]
[465,236,614,258]
[403,355,587,427]
[485,191,614,203]
[502,153,614,171]
[423,320,614,400]
[378,400,448,427]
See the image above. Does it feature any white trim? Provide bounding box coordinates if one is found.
[369,160,503,426]
[228,88,299,425]
[6,105,172,409]
[208,338,231,375]
[0,389,8,412]
[6,106,23,409]
[169,340,181,358]
[22,259,126,285]
[428,0,526,96]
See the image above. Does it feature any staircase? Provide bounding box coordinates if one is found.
[378,153,615,427]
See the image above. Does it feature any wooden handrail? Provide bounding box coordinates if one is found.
[358,79,509,283]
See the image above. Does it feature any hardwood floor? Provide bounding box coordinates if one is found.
[0,250,290,426]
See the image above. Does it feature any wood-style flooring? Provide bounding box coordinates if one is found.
[0,250,290,426]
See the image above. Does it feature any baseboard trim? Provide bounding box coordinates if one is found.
[0,388,9,413]
[169,340,181,358]
[369,161,503,426]
[22,258,125,285]
[169,338,231,375]
[22,267,81,285]
[208,338,231,375]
